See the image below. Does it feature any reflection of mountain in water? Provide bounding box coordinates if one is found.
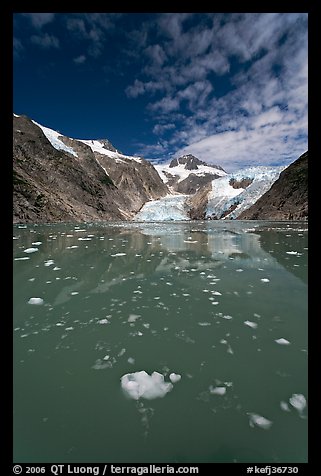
[13,222,307,307]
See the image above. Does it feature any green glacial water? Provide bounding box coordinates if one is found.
[13,221,308,463]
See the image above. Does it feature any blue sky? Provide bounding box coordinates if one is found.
[13,13,308,171]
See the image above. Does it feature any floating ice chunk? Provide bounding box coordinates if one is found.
[28,297,44,305]
[14,257,30,261]
[275,338,290,345]
[111,253,126,257]
[244,320,258,329]
[261,278,270,283]
[210,386,226,395]
[198,322,211,326]
[98,319,109,324]
[53,267,61,271]
[222,315,233,320]
[128,357,135,365]
[286,251,299,255]
[71,292,79,295]
[236,269,243,272]
[65,327,74,331]
[248,413,273,430]
[289,394,306,413]
[24,248,38,253]
[121,371,173,400]
[128,314,140,323]
[32,242,42,245]
[78,237,92,241]
[212,291,222,296]
[169,373,181,383]
[280,401,291,412]
[118,348,126,357]
[103,355,110,361]
[44,260,54,266]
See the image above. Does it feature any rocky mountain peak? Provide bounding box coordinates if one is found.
[99,139,120,153]
[169,154,226,172]
[169,154,204,170]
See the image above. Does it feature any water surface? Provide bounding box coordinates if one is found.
[13,221,308,463]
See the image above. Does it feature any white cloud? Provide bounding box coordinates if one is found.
[31,33,60,49]
[13,37,23,57]
[153,123,175,135]
[148,96,180,113]
[73,55,86,64]
[23,13,56,29]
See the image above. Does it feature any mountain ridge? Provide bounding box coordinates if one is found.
[13,114,307,223]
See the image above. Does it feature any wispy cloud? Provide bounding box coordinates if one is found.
[22,13,56,29]
[66,13,121,58]
[73,54,86,64]
[124,13,307,170]
[31,33,60,49]
[13,37,23,57]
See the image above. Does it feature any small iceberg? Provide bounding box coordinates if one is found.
[248,413,273,430]
[121,371,175,400]
[275,338,290,345]
[289,393,307,414]
[28,297,44,305]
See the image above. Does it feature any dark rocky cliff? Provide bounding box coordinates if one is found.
[238,152,308,220]
[13,115,168,223]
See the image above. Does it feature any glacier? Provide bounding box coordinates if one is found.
[206,166,285,219]
[135,195,190,221]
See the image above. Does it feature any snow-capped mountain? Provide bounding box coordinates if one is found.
[13,114,168,223]
[13,113,308,223]
[155,154,226,194]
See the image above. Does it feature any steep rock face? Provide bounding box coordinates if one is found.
[13,115,168,223]
[238,152,308,220]
[186,182,212,220]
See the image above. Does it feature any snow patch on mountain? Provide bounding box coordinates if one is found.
[135,194,189,221]
[206,166,285,219]
[79,139,143,163]
[155,161,226,185]
[32,120,78,158]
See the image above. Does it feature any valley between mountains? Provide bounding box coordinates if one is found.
[13,114,308,223]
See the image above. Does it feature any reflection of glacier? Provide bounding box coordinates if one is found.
[119,222,282,270]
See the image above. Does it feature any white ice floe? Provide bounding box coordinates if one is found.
[289,393,307,414]
[28,297,44,305]
[210,386,226,395]
[248,413,273,430]
[244,320,258,329]
[280,401,291,412]
[198,322,211,326]
[169,373,182,383]
[286,251,299,255]
[111,253,127,257]
[44,260,55,266]
[128,357,135,365]
[260,278,270,283]
[222,315,233,320]
[128,314,140,322]
[32,242,42,245]
[98,319,109,324]
[121,371,174,400]
[275,338,291,345]
[14,257,30,261]
[24,248,38,253]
